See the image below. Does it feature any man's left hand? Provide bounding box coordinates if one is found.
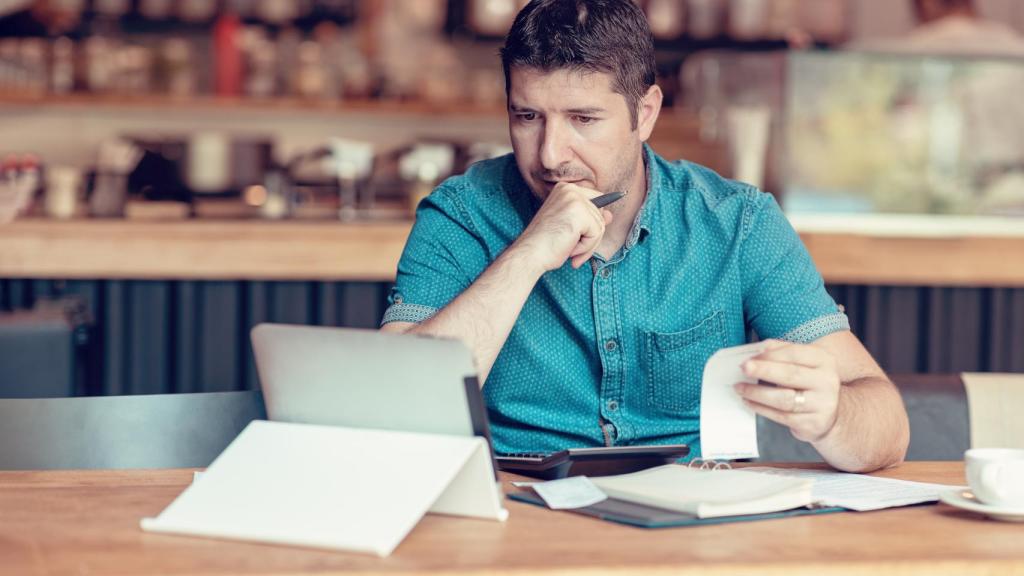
[733,339,841,443]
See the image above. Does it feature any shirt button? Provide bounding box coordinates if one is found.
[600,267,612,279]
[604,339,618,352]
[607,400,619,411]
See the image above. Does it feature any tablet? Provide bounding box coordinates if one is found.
[250,324,491,442]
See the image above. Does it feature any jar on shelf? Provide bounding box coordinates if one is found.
[178,0,218,23]
[799,0,847,44]
[294,41,327,99]
[162,38,196,98]
[242,27,278,98]
[687,0,725,40]
[646,0,686,41]
[50,37,75,94]
[138,0,174,20]
[728,0,769,41]
[467,0,523,37]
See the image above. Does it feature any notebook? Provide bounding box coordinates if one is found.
[589,464,815,519]
[508,490,844,529]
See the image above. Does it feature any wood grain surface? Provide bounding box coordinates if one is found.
[1,463,1022,576]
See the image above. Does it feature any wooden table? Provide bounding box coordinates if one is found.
[1,462,1022,576]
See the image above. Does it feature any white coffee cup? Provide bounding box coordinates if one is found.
[965,448,1024,508]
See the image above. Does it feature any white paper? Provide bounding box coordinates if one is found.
[532,476,608,510]
[142,420,507,557]
[744,467,966,511]
[699,342,767,460]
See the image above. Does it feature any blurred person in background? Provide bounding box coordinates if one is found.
[855,0,1024,57]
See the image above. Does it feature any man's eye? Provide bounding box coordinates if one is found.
[517,113,536,121]
[574,116,596,125]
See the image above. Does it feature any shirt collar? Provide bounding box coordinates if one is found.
[625,143,658,250]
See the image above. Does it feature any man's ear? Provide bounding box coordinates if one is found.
[637,84,663,142]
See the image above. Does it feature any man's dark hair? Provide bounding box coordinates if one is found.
[500,0,657,130]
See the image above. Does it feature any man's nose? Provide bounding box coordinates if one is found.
[539,119,574,171]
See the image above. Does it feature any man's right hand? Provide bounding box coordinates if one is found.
[511,182,614,272]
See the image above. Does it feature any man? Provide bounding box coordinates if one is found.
[382,0,909,473]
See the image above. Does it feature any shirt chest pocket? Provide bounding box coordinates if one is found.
[643,310,726,413]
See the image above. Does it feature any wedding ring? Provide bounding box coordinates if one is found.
[793,390,806,412]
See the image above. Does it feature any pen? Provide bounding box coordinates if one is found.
[591,191,625,208]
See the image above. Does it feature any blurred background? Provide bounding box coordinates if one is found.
[0,0,1021,399]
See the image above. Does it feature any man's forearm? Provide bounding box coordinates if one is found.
[812,377,910,473]
[405,244,544,385]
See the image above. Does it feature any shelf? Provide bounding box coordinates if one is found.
[0,91,719,179]
[0,92,704,131]
[1,217,1023,286]
[0,92,511,119]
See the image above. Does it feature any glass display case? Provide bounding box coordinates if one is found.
[784,51,1024,217]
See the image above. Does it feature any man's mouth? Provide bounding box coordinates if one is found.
[541,179,584,188]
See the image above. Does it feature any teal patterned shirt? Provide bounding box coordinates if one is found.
[382,145,849,456]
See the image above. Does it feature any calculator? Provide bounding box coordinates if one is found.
[496,444,690,480]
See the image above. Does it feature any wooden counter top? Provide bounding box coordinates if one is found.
[1,462,1021,576]
[0,219,409,282]
[1,218,1022,285]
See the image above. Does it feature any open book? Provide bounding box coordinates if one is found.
[590,464,814,519]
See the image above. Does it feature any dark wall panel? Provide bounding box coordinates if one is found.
[102,281,126,396]
[1,279,1021,396]
[198,282,242,393]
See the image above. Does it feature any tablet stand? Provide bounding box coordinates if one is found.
[142,420,507,556]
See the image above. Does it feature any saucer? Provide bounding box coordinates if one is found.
[939,489,1024,522]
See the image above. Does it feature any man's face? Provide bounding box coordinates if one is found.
[507,67,645,203]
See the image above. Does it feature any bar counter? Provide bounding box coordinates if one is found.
[1,215,1022,286]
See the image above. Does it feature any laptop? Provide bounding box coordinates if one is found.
[250,323,494,446]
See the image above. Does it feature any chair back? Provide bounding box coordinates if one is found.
[0,391,266,470]
[756,375,970,462]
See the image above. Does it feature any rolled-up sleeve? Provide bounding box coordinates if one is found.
[739,190,849,343]
[381,185,490,326]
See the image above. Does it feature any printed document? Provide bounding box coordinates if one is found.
[744,467,965,511]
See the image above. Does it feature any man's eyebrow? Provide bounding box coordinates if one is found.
[508,104,607,115]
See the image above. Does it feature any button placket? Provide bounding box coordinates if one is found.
[593,257,625,440]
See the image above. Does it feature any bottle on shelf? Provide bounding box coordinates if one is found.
[213,11,242,96]
[50,37,75,94]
